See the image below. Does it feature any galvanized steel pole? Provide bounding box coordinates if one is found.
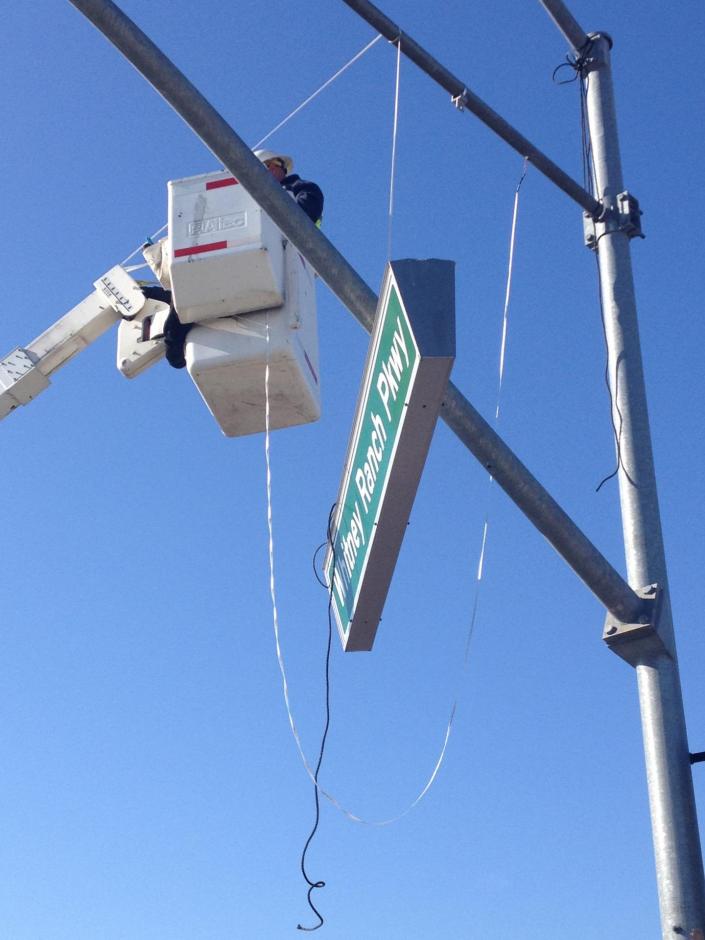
[66,0,644,625]
[341,0,602,219]
[581,32,705,938]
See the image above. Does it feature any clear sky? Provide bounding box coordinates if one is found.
[1,2,704,938]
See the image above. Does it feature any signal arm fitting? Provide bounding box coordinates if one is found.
[583,191,644,249]
[603,583,669,666]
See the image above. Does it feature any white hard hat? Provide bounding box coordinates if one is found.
[254,149,293,174]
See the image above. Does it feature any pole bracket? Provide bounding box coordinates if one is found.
[603,583,669,665]
[583,191,644,249]
[616,191,644,239]
[451,89,468,111]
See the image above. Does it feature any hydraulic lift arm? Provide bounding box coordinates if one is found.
[0,264,167,421]
[0,170,320,438]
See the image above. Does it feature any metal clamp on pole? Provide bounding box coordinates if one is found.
[616,191,644,239]
[603,583,668,665]
[451,88,468,111]
[583,192,644,249]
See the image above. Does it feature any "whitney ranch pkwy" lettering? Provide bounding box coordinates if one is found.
[330,309,414,613]
[325,259,455,651]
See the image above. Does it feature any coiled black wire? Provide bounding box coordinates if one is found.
[297,504,337,931]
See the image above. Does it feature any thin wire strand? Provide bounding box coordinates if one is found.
[253,35,383,150]
[462,158,529,663]
[120,222,168,267]
[387,39,402,260]
[497,158,529,417]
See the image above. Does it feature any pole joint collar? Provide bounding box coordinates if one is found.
[586,31,613,51]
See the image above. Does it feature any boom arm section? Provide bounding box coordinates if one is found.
[0,265,152,421]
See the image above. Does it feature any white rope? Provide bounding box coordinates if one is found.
[253,35,383,150]
[496,158,528,417]
[119,41,381,272]
[264,320,456,826]
[263,164,529,827]
[259,92,528,820]
[264,318,357,818]
[264,321,323,791]
[387,39,402,259]
[461,157,530,659]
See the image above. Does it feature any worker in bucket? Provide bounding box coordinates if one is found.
[145,149,323,369]
[254,149,324,227]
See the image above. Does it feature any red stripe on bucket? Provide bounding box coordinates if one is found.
[173,240,228,258]
[206,177,238,190]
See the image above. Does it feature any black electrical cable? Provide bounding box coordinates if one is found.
[594,240,624,492]
[311,540,329,589]
[579,72,592,197]
[551,40,594,88]
[551,59,579,85]
[565,46,635,493]
[297,503,337,932]
[593,230,636,492]
[575,48,598,200]
[581,89,627,491]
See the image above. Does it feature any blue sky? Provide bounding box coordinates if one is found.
[1,2,704,937]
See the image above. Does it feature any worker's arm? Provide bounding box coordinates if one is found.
[282,175,324,225]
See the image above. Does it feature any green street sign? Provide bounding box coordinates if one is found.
[325,259,455,651]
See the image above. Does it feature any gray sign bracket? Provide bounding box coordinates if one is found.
[602,583,669,665]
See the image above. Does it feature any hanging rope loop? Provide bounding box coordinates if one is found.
[387,37,402,259]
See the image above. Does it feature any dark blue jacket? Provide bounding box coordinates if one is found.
[282,174,324,225]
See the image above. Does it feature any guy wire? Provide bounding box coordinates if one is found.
[254,35,383,150]
[120,37,382,270]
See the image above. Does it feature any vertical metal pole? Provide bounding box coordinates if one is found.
[585,33,705,938]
